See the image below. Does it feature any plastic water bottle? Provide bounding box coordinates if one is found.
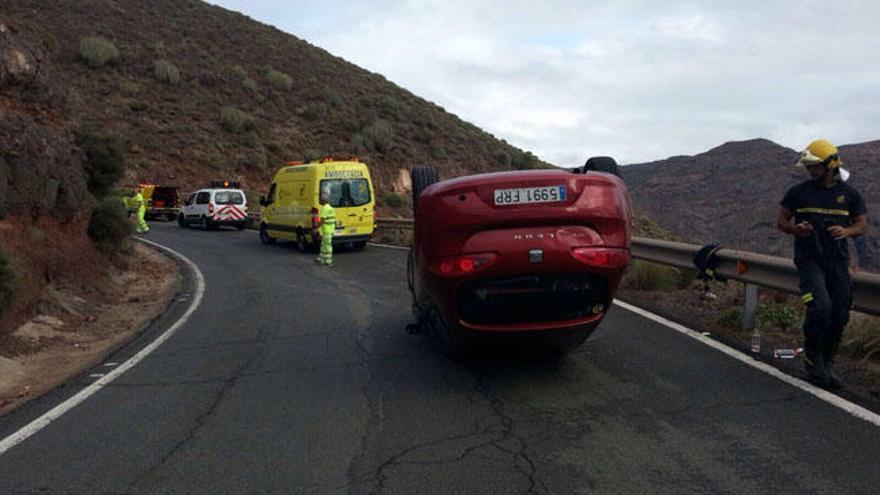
[774,348,802,359]
[750,327,761,354]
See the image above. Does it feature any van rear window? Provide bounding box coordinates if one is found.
[215,191,244,205]
[320,179,371,207]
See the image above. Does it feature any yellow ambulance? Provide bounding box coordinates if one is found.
[258,158,376,250]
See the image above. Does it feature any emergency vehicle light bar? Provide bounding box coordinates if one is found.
[209,180,241,188]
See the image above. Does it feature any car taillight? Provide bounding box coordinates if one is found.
[311,207,320,228]
[429,253,498,277]
[208,203,214,214]
[571,247,630,268]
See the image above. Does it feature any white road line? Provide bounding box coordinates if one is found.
[614,299,880,428]
[367,242,410,251]
[0,238,206,456]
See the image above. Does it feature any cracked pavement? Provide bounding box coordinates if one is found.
[1,222,879,494]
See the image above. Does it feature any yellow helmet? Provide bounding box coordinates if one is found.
[798,139,840,169]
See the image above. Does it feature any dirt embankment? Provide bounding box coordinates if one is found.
[0,232,180,415]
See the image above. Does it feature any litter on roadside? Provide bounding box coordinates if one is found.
[773,348,803,359]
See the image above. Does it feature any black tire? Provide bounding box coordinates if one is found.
[203,216,217,230]
[353,240,367,250]
[260,225,276,245]
[583,156,620,177]
[425,306,470,360]
[235,222,246,231]
[166,213,176,222]
[411,165,439,212]
[178,213,188,228]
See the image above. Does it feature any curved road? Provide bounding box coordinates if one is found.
[1,222,879,494]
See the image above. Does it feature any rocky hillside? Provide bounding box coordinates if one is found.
[2,0,548,199]
[0,18,114,337]
[0,0,556,335]
[621,139,880,269]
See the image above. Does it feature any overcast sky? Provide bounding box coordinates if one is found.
[207,0,880,166]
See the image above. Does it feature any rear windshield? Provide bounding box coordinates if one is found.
[214,191,244,205]
[320,179,371,208]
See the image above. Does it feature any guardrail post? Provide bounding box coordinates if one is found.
[743,283,758,330]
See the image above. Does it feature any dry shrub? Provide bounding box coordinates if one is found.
[843,312,880,362]
[79,36,119,68]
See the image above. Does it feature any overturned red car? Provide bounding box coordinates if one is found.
[407,157,632,357]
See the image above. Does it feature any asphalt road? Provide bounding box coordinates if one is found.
[1,222,879,494]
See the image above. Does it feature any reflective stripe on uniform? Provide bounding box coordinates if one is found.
[802,292,814,303]
[795,207,849,216]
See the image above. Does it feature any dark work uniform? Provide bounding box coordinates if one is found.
[780,180,867,359]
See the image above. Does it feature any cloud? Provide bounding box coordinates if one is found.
[207,0,880,165]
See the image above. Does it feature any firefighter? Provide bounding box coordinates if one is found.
[777,139,867,388]
[315,191,335,266]
[129,187,150,234]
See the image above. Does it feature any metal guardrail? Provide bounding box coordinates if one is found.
[633,238,880,317]
[248,213,880,317]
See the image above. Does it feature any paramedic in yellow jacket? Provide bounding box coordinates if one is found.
[129,187,149,234]
[316,191,335,266]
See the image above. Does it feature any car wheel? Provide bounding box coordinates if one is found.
[236,222,246,231]
[178,213,188,228]
[167,213,176,222]
[352,241,367,250]
[426,306,469,360]
[260,225,276,245]
[582,156,620,177]
[411,165,439,212]
[297,232,309,252]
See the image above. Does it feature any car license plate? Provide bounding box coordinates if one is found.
[493,185,566,206]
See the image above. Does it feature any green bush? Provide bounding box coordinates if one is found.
[842,314,880,361]
[75,131,126,198]
[299,101,327,121]
[756,303,800,331]
[230,64,247,80]
[0,249,15,316]
[621,260,680,291]
[266,69,292,91]
[378,95,400,118]
[718,307,742,327]
[243,78,258,92]
[383,192,403,208]
[220,106,254,134]
[87,197,132,252]
[79,36,120,68]
[363,119,394,153]
[153,59,181,84]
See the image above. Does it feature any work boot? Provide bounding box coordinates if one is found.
[803,348,831,387]
[823,331,844,389]
[825,361,844,390]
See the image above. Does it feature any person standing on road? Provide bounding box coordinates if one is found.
[129,186,150,234]
[316,190,336,266]
[777,139,867,389]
